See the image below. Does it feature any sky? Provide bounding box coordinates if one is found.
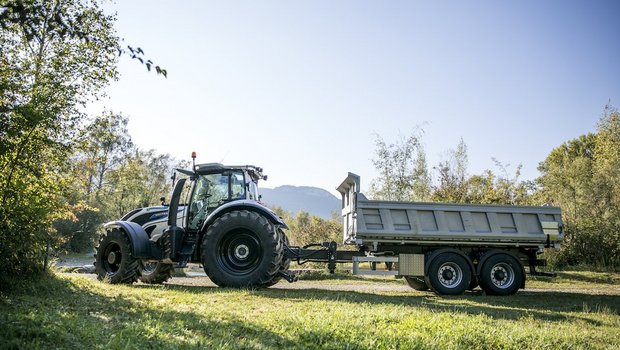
[90,1,620,196]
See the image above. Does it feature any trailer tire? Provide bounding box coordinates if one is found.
[479,254,523,295]
[202,210,283,288]
[404,276,429,291]
[424,252,471,295]
[94,229,139,284]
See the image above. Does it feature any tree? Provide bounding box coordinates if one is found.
[0,0,119,280]
[0,0,167,77]
[78,111,134,198]
[537,104,620,268]
[432,138,469,202]
[368,130,431,201]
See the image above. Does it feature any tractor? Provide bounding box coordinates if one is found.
[94,154,294,287]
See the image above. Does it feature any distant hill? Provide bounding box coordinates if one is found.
[260,185,340,219]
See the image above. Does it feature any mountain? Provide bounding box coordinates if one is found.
[260,185,340,219]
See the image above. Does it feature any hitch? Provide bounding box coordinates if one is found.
[322,241,337,273]
[278,270,298,283]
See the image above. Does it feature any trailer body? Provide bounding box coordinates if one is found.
[337,173,563,248]
[332,173,563,295]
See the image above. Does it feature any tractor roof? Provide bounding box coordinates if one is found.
[193,163,266,181]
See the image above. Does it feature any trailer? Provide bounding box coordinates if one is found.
[94,157,563,296]
[332,173,563,295]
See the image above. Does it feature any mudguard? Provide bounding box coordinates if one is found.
[202,200,288,231]
[103,221,160,259]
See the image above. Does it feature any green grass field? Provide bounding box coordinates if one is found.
[1,271,619,349]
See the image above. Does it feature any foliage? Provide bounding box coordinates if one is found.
[369,134,533,206]
[0,0,167,77]
[0,0,171,280]
[272,207,342,247]
[1,272,619,349]
[55,111,181,253]
[0,0,118,281]
[368,130,431,201]
[537,104,620,268]
[432,138,470,202]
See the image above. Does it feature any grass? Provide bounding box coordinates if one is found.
[1,271,619,350]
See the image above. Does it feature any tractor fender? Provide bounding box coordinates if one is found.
[424,248,476,277]
[202,200,288,231]
[103,221,153,259]
[476,249,526,288]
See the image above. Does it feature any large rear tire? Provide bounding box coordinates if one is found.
[263,229,291,287]
[201,210,283,288]
[479,254,523,295]
[94,229,139,284]
[404,276,429,291]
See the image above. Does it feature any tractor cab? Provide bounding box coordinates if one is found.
[183,163,267,231]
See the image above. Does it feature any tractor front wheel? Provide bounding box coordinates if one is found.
[94,229,139,284]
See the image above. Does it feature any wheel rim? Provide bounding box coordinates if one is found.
[437,262,463,288]
[216,230,263,275]
[141,261,158,274]
[102,242,122,275]
[490,262,515,289]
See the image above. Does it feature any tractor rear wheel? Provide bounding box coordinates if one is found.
[201,210,283,288]
[263,229,291,287]
[94,229,139,284]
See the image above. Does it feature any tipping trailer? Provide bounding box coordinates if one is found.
[94,156,563,296]
[333,173,563,295]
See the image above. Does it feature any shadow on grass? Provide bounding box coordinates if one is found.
[0,276,303,349]
[133,281,619,326]
[554,271,620,284]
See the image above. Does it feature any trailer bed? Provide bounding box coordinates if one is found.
[337,173,563,248]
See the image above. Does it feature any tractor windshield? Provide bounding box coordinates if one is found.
[187,170,246,230]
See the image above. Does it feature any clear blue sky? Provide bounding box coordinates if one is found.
[90,1,620,196]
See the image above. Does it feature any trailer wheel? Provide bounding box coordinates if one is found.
[424,252,471,295]
[138,261,174,284]
[404,276,429,291]
[479,254,523,295]
[94,229,139,284]
[264,229,290,287]
[202,210,283,288]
